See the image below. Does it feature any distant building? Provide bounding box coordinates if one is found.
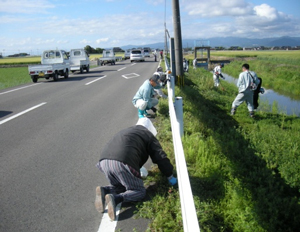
[229,46,242,50]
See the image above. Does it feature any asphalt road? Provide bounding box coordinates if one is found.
[0,58,160,232]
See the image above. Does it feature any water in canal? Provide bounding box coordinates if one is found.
[221,73,300,116]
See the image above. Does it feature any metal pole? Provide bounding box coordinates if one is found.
[170,37,176,79]
[172,0,183,84]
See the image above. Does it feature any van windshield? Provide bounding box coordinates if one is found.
[44,51,60,59]
[74,51,81,56]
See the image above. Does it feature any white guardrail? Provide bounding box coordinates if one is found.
[164,58,201,232]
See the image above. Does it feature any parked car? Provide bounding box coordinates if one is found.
[99,49,116,65]
[28,50,70,83]
[143,48,151,57]
[124,49,131,60]
[130,49,145,62]
[69,48,90,73]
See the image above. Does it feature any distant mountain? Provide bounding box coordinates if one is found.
[120,36,300,50]
[267,36,300,47]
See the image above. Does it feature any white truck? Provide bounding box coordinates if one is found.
[69,48,90,73]
[99,49,116,65]
[99,49,123,65]
[28,50,70,83]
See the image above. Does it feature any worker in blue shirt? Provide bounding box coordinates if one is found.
[132,74,161,118]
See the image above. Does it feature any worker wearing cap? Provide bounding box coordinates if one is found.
[132,74,161,118]
[95,118,177,221]
[213,63,225,87]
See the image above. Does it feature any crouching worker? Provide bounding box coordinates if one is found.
[132,74,161,118]
[95,118,177,221]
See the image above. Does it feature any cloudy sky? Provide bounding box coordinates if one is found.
[0,0,300,55]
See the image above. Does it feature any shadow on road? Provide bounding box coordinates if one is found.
[0,111,13,119]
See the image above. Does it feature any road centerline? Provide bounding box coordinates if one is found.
[85,75,107,86]
[0,83,42,96]
[117,67,126,71]
[0,102,47,125]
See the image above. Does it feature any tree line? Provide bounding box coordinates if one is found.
[84,45,125,54]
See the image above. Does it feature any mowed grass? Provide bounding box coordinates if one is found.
[186,50,300,62]
[0,56,41,65]
[0,67,32,89]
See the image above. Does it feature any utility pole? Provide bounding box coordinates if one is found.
[164,0,167,56]
[172,0,183,85]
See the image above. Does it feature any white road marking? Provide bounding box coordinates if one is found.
[85,75,107,85]
[0,83,42,95]
[122,73,140,79]
[0,102,47,125]
[93,66,105,70]
[97,203,122,232]
[117,67,126,71]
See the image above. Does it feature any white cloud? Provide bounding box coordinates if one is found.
[0,0,55,14]
[96,38,109,44]
[57,40,70,44]
[0,15,33,24]
[80,39,91,44]
[182,0,252,17]
[146,0,164,6]
[1,0,299,54]
[179,0,299,39]
[254,4,278,20]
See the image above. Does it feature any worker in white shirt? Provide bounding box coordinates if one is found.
[213,63,225,87]
[231,63,260,118]
[193,58,197,69]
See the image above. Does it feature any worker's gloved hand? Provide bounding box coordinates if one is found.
[168,175,177,186]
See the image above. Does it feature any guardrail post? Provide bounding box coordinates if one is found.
[170,76,175,100]
[175,97,183,137]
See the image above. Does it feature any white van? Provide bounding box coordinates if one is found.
[130,49,145,62]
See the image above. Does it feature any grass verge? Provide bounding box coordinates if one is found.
[135,65,300,232]
[0,67,32,89]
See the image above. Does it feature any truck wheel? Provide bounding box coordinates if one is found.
[80,67,83,74]
[31,75,38,83]
[86,65,89,73]
[53,72,58,81]
[64,69,69,78]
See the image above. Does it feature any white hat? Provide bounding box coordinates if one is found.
[136,117,157,136]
